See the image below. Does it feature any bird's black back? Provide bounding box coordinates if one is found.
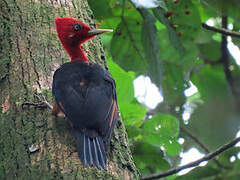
[52,61,118,144]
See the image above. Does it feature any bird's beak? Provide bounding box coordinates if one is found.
[88,29,113,36]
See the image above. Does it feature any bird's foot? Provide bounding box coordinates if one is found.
[22,94,53,110]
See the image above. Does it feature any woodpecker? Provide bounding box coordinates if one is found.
[53,17,119,170]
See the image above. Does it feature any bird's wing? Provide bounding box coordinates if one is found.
[101,70,119,146]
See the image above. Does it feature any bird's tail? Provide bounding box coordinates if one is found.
[74,131,107,170]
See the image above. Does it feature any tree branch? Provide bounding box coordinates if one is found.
[181,127,231,169]
[219,16,240,109]
[202,23,240,38]
[141,136,240,180]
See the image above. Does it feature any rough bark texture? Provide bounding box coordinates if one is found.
[0,0,139,179]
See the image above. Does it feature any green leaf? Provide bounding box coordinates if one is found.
[166,0,202,29]
[120,103,147,126]
[193,0,213,22]
[143,114,180,147]
[195,29,215,44]
[108,59,135,103]
[153,7,185,57]
[218,147,240,166]
[199,41,221,61]
[110,18,147,73]
[157,29,199,71]
[161,63,186,105]
[101,33,113,50]
[140,8,163,85]
[87,0,112,19]
[157,30,180,61]
[132,141,170,174]
[164,140,182,156]
[200,0,240,21]
[191,65,229,101]
[126,125,142,139]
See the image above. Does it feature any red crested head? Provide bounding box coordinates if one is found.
[55,17,113,62]
[55,17,92,46]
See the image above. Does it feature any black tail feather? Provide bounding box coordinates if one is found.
[75,131,106,170]
[87,136,94,166]
[93,138,100,168]
[96,136,107,170]
[75,133,87,166]
[83,134,87,166]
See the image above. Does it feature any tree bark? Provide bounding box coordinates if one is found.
[0,0,139,179]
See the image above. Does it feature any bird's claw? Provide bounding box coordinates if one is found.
[22,94,53,110]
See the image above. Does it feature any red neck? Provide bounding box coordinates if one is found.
[65,44,89,63]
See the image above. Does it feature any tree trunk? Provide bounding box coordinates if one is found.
[0,0,139,179]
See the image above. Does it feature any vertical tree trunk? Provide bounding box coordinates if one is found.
[0,0,139,179]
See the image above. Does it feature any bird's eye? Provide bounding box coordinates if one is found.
[73,23,83,31]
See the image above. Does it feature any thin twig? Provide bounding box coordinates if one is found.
[202,17,240,108]
[34,94,53,109]
[181,128,209,151]
[22,94,53,110]
[181,127,231,169]
[22,102,47,109]
[202,23,240,38]
[221,16,233,89]
[141,136,240,180]
[219,16,239,109]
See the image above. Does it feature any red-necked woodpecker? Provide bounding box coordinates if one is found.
[53,17,119,170]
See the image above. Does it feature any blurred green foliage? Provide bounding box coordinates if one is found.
[88,0,240,178]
